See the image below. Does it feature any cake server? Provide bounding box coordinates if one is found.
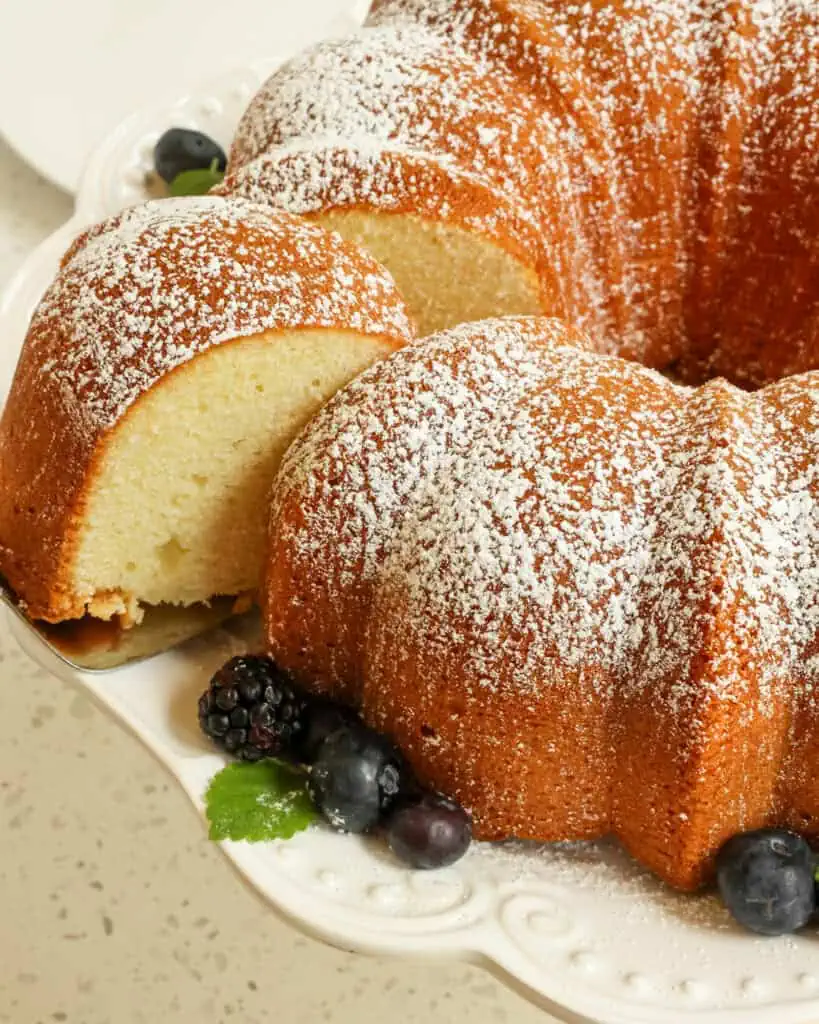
[0,574,246,671]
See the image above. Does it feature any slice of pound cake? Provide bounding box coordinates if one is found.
[0,196,413,625]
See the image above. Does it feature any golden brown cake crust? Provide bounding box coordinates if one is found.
[235,0,819,891]
[225,15,619,344]
[0,196,413,622]
[264,316,819,890]
[220,147,560,311]
[231,0,819,386]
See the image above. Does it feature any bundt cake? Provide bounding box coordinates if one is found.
[0,195,413,625]
[222,0,819,388]
[264,315,819,891]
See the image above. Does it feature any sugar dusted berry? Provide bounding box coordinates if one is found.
[308,723,406,833]
[716,828,816,936]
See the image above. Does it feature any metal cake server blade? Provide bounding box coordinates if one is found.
[0,575,249,671]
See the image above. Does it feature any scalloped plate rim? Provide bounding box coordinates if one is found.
[10,618,819,1024]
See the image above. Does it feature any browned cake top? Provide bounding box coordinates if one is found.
[229,0,819,383]
[24,195,413,437]
[270,316,819,713]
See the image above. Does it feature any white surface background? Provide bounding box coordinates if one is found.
[0,0,369,192]
[0,143,555,1024]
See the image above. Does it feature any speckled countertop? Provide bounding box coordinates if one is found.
[0,141,555,1024]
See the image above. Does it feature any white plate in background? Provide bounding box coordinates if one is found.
[0,0,370,193]
[3,62,819,1024]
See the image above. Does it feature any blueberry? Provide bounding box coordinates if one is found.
[387,794,472,870]
[716,828,816,936]
[308,724,406,833]
[154,128,226,184]
[297,698,359,764]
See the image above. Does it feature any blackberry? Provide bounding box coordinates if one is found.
[198,655,308,762]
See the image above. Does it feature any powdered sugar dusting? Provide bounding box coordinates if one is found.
[271,315,819,708]
[262,315,819,885]
[226,13,613,341]
[220,140,547,281]
[246,0,819,887]
[26,196,412,434]
[230,0,819,384]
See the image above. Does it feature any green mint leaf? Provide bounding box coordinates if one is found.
[169,165,225,197]
[205,760,317,842]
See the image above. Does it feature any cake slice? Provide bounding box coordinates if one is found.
[0,196,413,625]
